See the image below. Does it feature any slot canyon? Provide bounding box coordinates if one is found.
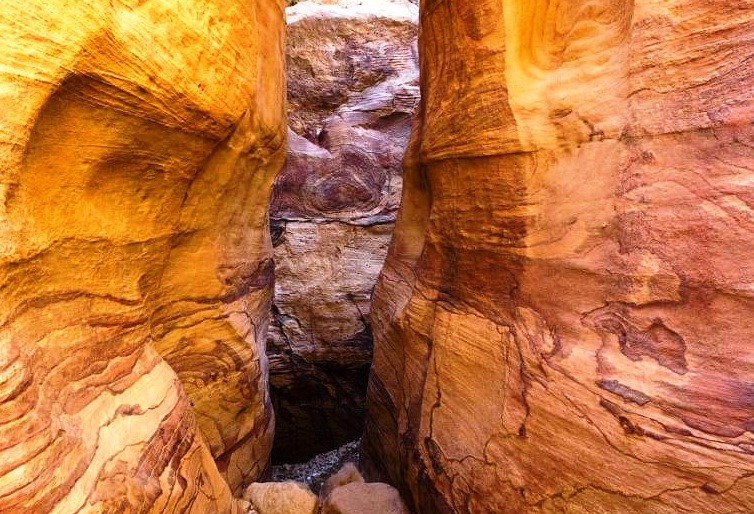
[267,0,418,464]
[0,2,753,514]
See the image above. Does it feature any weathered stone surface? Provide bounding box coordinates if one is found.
[363,2,754,513]
[322,482,410,514]
[0,1,285,512]
[285,0,418,143]
[243,481,317,514]
[268,0,418,462]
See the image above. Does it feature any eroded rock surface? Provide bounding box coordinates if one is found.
[267,0,419,462]
[322,482,410,514]
[243,481,318,514]
[0,1,285,512]
[363,1,754,513]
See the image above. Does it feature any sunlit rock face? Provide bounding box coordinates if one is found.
[363,1,754,513]
[0,1,285,512]
[267,0,419,463]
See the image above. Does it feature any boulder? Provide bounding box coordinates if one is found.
[322,482,410,514]
[363,1,754,513]
[0,0,285,512]
[243,481,318,514]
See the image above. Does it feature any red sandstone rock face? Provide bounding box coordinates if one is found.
[363,1,754,513]
[267,0,418,462]
[0,1,285,512]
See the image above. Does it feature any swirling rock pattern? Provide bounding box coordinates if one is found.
[0,1,285,512]
[363,1,754,513]
[268,0,419,463]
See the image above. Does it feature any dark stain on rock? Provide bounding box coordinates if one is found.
[597,379,651,406]
[600,397,623,417]
[619,415,644,436]
[600,398,650,437]
[701,483,721,494]
[630,320,688,374]
[424,437,445,476]
[586,304,688,375]
[217,258,275,301]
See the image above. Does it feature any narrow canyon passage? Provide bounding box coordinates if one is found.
[266,0,419,464]
[1,1,754,514]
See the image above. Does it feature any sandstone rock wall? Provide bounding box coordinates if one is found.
[267,0,418,462]
[363,1,754,513]
[0,1,285,512]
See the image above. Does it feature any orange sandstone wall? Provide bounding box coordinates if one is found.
[0,1,285,512]
[363,1,754,513]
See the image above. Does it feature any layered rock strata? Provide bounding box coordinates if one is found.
[0,1,285,512]
[363,1,754,513]
[267,0,419,462]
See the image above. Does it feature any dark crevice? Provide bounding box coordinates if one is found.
[267,302,373,464]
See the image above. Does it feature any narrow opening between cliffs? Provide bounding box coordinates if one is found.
[266,0,419,465]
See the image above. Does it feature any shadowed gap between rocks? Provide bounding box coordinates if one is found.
[265,0,420,465]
